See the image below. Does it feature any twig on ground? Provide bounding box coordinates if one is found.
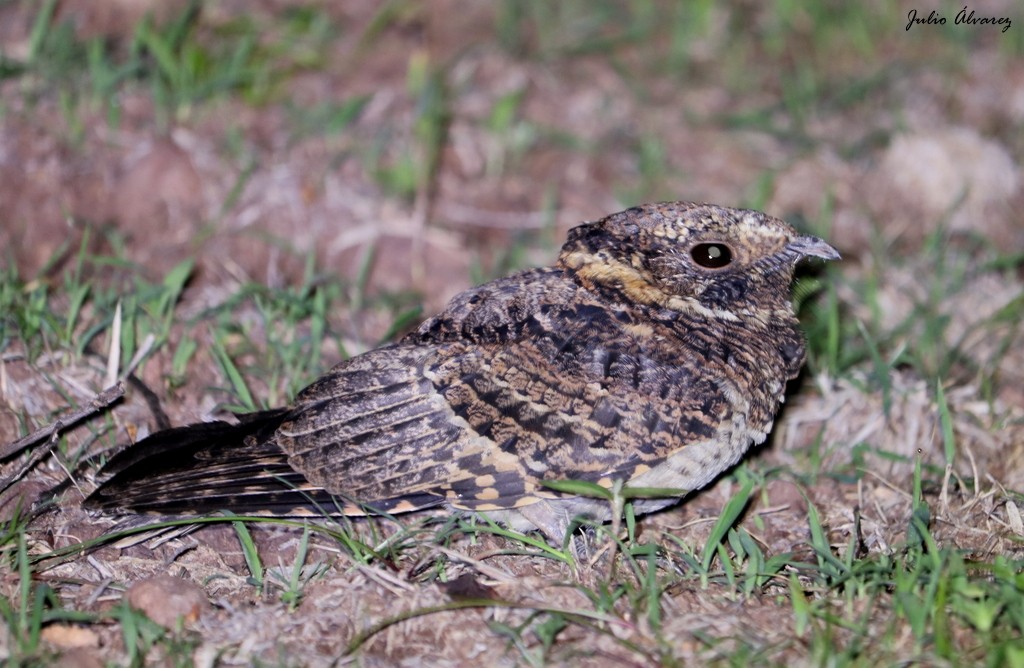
[0,382,125,495]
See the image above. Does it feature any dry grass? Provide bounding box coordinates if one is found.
[1,1,1023,665]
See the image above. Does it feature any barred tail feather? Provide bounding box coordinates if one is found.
[84,409,325,515]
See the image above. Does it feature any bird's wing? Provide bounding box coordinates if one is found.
[278,268,587,511]
[85,409,347,515]
[89,267,733,517]
[87,269,584,517]
[281,270,733,512]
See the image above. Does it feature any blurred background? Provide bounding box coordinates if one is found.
[2,0,1022,476]
[2,0,1020,299]
[2,2,1023,664]
[1,0,1022,473]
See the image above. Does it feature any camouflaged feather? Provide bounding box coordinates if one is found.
[87,201,838,541]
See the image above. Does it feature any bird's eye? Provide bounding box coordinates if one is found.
[690,242,733,269]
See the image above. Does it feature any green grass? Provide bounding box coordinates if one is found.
[1,0,1022,664]
[5,0,336,129]
[5,475,1021,665]
[799,220,1024,397]
[3,249,1021,661]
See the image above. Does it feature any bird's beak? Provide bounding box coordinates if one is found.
[787,235,841,261]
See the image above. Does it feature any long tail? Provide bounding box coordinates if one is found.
[85,410,347,516]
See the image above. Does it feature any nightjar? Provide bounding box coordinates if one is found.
[87,202,839,542]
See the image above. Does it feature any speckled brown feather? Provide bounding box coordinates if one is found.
[87,202,838,542]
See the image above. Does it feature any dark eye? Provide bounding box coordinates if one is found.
[690,242,733,269]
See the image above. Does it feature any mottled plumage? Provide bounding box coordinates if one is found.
[87,202,839,541]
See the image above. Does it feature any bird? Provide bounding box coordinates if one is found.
[86,201,839,544]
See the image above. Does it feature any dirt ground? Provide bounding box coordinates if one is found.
[1,1,1023,665]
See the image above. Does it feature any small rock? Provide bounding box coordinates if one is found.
[40,624,100,649]
[52,647,105,668]
[126,575,209,628]
[870,126,1020,244]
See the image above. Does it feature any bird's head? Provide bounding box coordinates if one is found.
[559,201,839,319]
